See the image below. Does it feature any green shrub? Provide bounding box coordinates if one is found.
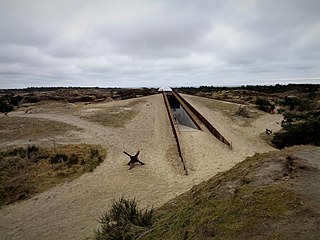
[256,98,271,112]
[296,99,313,111]
[0,97,14,114]
[23,95,40,103]
[83,148,103,172]
[95,197,154,240]
[283,96,300,111]
[272,112,320,149]
[9,95,23,106]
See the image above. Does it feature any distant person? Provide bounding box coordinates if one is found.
[123,151,145,170]
[270,105,275,114]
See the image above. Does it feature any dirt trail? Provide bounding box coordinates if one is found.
[0,94,283,240]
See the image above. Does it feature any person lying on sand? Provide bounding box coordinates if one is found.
[123,151,145,170]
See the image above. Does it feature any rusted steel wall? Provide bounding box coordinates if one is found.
[172,90,232,148]
[173,95,202,130]
[162,92,188,174]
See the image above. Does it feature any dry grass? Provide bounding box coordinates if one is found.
[0,144,106,206]
[21,101,79,114]
[186,95,263,124]
[95,197,154,240]
[260,132,275,147]
[141,146,320,239]
[0,116,79,143]
[82,99,146,128]
[191,96,240,114]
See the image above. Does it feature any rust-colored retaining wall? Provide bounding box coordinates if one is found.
[162,92,188,174]
[171,94,202,131]
[172,90,232,148]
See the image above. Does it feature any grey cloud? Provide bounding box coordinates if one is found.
[95,6,213,58]
[0,0,319,88]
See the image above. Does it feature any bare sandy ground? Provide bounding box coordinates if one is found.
[0,94,282,240]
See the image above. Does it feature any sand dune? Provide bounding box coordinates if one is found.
[0,94,282,240]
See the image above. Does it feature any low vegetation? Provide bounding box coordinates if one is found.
[93,146,320,239]
[95,197,154,240]
[270,86,320,149]
[177,84,319,96]
[0,87,157,111]
[139,146,320,239]
[177,84,320,149]
[272,111,320,149]
[0,94,22,114]
[177,84,320,107]
[0,144,106,206]
[186,95,239,114]
[184,95,261,125]
[82,99,146,128]
[255,98,272,112]
[0,116,79,143]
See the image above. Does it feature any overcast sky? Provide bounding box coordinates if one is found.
[0,0,319,88]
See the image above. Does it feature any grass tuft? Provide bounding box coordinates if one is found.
[95,197,154,240]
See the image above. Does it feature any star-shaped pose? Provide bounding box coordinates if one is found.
[123,151,145,170]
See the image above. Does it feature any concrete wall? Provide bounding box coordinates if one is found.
[173,105,198,129]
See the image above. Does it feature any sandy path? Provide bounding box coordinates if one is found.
[0,94,282,240]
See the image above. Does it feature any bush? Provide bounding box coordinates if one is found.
[9,95,23,106]
[1,145,43,162]
[3,147,26,158]
[296,99,313,111]
[0,97,14,114]
[23,95,40,103]
[49,153,69,164]
[283,96,300,111]
[26,145,41,161]
[90,148,100,158]
[272,112,320,149]
[95,197,154,240]
[256,98,271,112]
[68,95,95,103]
[68,154,79,165]
[83,148,103,172]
